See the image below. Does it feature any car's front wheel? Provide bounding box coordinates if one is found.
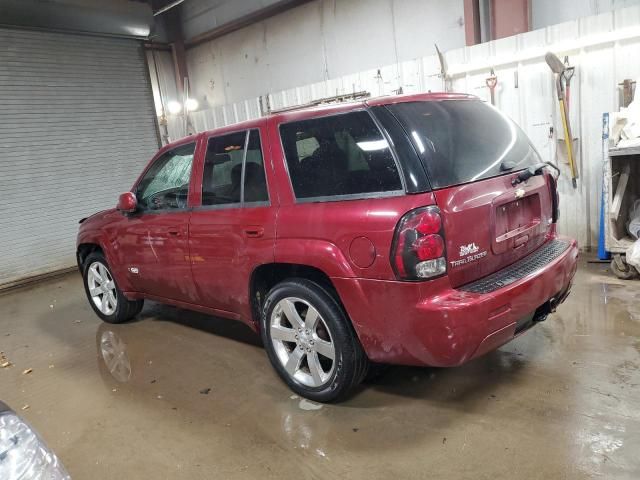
[261,279,368,402]
[82,252,143,324]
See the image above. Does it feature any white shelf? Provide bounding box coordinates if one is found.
[609,146,640,157]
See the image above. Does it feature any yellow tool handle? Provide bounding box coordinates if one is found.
[559,98,578,186]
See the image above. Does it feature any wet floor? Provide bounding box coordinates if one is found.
[1,259,639,479]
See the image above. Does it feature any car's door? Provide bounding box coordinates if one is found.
[188,125,276,320]
[115,140,199,303]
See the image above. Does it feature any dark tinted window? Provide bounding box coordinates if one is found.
[202,131,246,205]
[136,142,195,211]
[202,130,269,206]
[244,130,269,203]
[387,100,540,189]
[280,111,402,199]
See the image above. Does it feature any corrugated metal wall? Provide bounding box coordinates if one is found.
[163,5,640,249]
[0,28,159,287]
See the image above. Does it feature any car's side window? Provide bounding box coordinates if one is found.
[202,129,268,206]
[279,111,403,201]
[244,130,269,204]
[136,142,195,211]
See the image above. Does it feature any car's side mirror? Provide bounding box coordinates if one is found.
[117,192,137,214]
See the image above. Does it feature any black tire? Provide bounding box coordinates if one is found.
[82,252,144,324]
[611,256,638,280]
[260,278,369,402]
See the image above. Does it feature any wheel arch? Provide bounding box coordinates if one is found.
[249,263,344,327]
[76,233,133,293]
[76,242,104,270]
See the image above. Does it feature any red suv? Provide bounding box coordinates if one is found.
[77,93,578,402]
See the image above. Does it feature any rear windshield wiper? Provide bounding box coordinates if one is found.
[511,162,560,186]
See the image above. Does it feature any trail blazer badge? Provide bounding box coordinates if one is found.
[459,243,480,257]
[450,242,487,267]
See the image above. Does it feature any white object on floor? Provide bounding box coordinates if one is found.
[627,199,640,239]
[626,238,640,269]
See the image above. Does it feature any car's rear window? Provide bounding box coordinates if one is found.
[279,111,403,200]
[386,100,540,189]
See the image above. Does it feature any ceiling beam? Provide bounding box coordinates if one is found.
[184,0,313,48]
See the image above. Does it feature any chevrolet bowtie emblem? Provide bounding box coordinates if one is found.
[514,188,525,199]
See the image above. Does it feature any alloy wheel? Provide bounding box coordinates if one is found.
[87,261,118,316]
[270,297,336,388]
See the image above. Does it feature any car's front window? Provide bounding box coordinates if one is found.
[136,142,196,211]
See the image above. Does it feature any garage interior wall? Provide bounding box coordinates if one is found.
[185,0,467,107]
[0,28,160,288]
[171,0,640,109]
[150,3,640,250]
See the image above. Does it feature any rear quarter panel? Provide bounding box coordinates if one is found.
[274,195,438,279]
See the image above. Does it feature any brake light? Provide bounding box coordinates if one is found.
[414,234,444,260]
[391,206,447,280]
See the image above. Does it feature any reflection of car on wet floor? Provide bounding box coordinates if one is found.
[98,329,132,383]
[95,323,332,458]
[78,92,578,402]
[0,401,70,479]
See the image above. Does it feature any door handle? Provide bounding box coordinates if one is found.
[167,228,181,236]
[244,226,264,238]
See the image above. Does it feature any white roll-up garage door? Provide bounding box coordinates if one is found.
[0,28,160,288]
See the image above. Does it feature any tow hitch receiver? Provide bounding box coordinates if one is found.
[515,286,572,334]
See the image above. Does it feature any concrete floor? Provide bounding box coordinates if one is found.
[1,260,639,479]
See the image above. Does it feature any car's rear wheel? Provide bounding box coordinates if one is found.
[82,252,143,324]
[261,279,368,402]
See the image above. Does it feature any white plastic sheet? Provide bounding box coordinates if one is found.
[613,82,640,148]
[626,238,640,269]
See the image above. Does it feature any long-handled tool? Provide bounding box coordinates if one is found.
[435,44,450,93]
[486,68,497,105]
[561,56,575,112]
[546,52,578,189]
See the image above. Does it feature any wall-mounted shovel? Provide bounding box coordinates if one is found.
[545,51,578,189]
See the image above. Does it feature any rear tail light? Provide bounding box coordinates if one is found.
[391,206,447,280]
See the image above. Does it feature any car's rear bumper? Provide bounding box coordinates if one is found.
[333,235,579,367]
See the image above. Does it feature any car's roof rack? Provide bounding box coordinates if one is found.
[268,90,371,114]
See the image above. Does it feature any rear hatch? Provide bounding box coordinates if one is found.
[385,99,555,287]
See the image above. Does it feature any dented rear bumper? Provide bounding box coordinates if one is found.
[333,236,579,367]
